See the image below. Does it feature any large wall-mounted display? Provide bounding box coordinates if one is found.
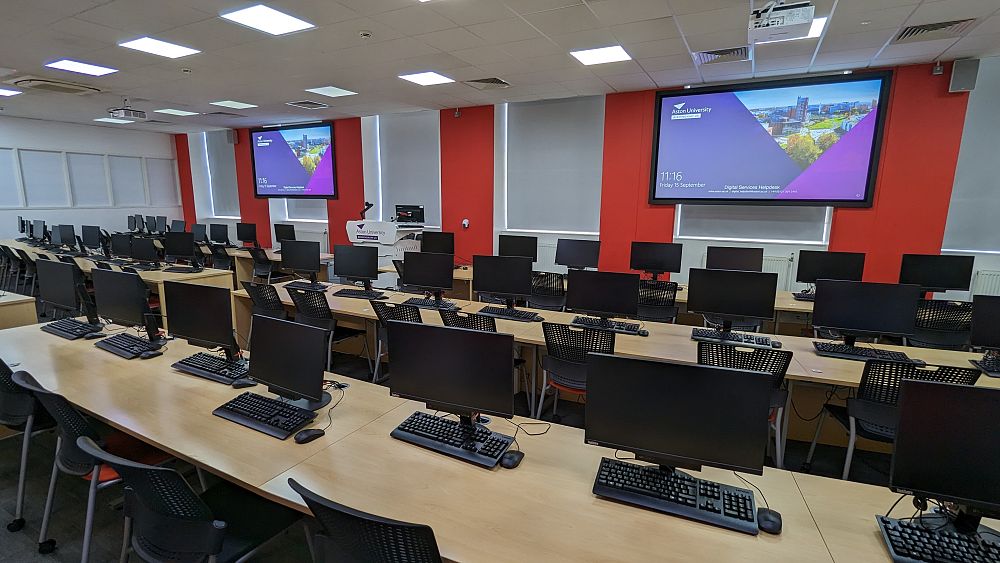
[250,123,336,199]
[649,72,891,207]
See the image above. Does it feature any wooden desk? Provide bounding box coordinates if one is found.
[378,263,473,300]
[226,247,334,285]
[0,292,36,329]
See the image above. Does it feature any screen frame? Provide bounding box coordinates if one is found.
[249,122,338,200]
[648,71,893,208]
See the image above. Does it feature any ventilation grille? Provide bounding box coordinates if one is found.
[693,46,752,65]
[286,100,329,110]
[972,270,1000,296]
[463,77,510,90]
[892,19,977,44]
[142,119,172,124]
[6,76,101,95]
[205,111,247,117]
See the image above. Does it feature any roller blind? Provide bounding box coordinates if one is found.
[378,111,441,227]
[109,156,145,206]
[205,131,241,217]
[146,158,179,206]
[67,153,110,206]
[286,199,328,221]
[675,205,830,244]
[0,149,20,207]
[21,150,69,207]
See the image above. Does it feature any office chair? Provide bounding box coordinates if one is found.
[903,299,972,350]
[248,247,279,284]
[535,323,615,420]
[0,245,19,291]
[288,478,443,563]
[803,360,981,480]
[95,261,113,270]
[77,437,301,563]
[370,301,422,382]
[439,309,497,332]
[528,272,566,311]
[210,245,234,271]
[14,249,39,296]
[10,371,172,562]
[696,342,793,469]
[287,287,369,372]
[636,280,679,323]
[241,282,289,348]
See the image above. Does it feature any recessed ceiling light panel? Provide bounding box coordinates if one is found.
[210,100,258,109]
[154,108,200,116]
[570,45,632,66]
[94,117,133,124]
[45,59,118,76]
[398,71,455,85]
[305,85,357,98]
[0,88,22,97]
[119,37,200,58]
[220,4,315,35]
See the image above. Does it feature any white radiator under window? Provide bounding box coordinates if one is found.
[972,270,1000,296]
[763,255,794,291]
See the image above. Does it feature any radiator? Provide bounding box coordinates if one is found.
[296,229,329,254]
[972,270,1000,296]
[763,255,794,291]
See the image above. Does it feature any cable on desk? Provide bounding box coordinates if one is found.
[315,384,346,432]
[734,472,770,510]
[885,494,907,518]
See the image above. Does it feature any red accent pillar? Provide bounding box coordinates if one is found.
[327,118,365,248]
[233,128,272,247]
[173,134,196,229]
[440,106,494,262]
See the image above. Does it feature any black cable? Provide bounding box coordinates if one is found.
[316,386,346,432]
[733,472,770,510]
[885,494,906,517]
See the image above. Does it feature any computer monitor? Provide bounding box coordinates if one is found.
[555,239,600,270]
[630,242,682,277]
[110,234,131,258]
[170,220,186,233]
[812,280,920,346]
[282,240,322,284]
[248,314,330,410]
[421,232,454,255]
[891,381,1000,534]
[49,225,64,247]
[191,223,208,243]
[236,222,258,247]
[209,223,229,244]
[164,281,238,360]
[403,251,454,305]
[274,224,296,245]
[164,232,200,269]
[81,226,102,249]
[56,225,76,249]
[899,254,975,292]
[566,270,640,319]
[36,258,98,324]
[971,295,1000,352]
[333,244,378,290]
[796,250,866,284]
[388,321,514,421]
[473,255,532,308]
[686,268,777,331]
[145,215,157,234]
[706,246,764,272]
[155,216,167,234]
[396,204,425,224]
[498,234,537,261]
[133,214,145,233]
[33,220,46,241]
[586,353,772,474]
[128,215,136,232]
[17,216,25,234]
[92,268,160,341]
[131,237,160,263]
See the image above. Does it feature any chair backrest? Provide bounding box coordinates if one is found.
[210,245,233,270]
[638,280,678,307]
[288,478,442,563]
[248,247,272,267]
[915,299,973,332]
[287,287,334,328]
[0,358,35,427]
[438,310,496,332]
[542,322,615,364]
[857,360,982,406]
[15,249,37,272]
[696,341,793,389]
[96,261,113,270]
[241,281,287,317]
[371,301,422,325]
[392,260,405,278]
[76,437,225,560]
[531,272,565,297]
[11,371,100,475]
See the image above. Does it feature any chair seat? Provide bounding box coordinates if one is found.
[528,294,565,311]
[84,432,172,484]
[543,355,587,391]
[823,404,895,443]
[637,304,678,323]
[200,480,301,563]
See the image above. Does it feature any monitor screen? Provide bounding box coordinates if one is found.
[586,354,772,474]
[209,224,228,243]
[281,240,320,274]
[396,205,425,224]
[332,244,378,281]
[192,223,207,243]
[128,215,136,231]
[17,216,24,233]
[971,295,1000,351]
[131,237,159,262]
[555,239,600,269]
[156,216,167,234]
[473,255,532,298]
[899,254,975,291]
[649,72,891,207]
[56,225,75,247]
[796,250,865,283]
[251,123,337,199]
[92,269,149,327]
[164,281,234,350]
[274,224,296,244]
[812,280,920,337]
[37,258,79,311]
[566,270,640,318]
[134,214,145,232]
[498,234,538,261]
[687,268,777,320]
[248,315,327,401]
[630,242,682,274]
[33,220,45,240]
[891,381,1000,516]
[110,234,131,258]
[706,246,764,272]
[50,225,64,246]
[403,252,454,292]
[81,226,102,249]
[145,216,157,233]
[164,232,195,258]
[388,321,514,418]
[170,220,186,233]
[236,222,257,243]
[421,232,455,255]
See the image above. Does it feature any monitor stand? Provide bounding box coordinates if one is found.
[718,319,734,334]
[842,334,859,347]
[285,391,332,412]
[907,504,998,537]
[459,411,491,426]
[143,313,166,348]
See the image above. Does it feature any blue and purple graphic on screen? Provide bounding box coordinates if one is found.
[650,76,889,206]
[251,124,336,198]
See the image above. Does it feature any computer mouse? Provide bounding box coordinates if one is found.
[771,340,782,349]
[294,428,325,444]
[84,332,106,340]
[637,329,649,337]
[757,508,782,535]
[500,450,524,469]
[138,350,162,360]
[231,379,257,389]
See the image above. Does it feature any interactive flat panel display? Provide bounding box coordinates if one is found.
[251,123,336,199]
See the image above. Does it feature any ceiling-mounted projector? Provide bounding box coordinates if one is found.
[749,1,815,43]
[109,107,147,120]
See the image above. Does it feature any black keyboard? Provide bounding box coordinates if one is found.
[285,281,328,292]
[691,328,778,349]
[403,297,459,311]
[792,291,815,302]
[571,316,640,335]
[813,341,919,364]
[972,355,1000,378]
[213,392,316,440]
[877,515,1000,562]
[41,318,102,340]
[333,288,386,300]
[95,333,161,359]
[477,306,542,323]
[594,457,759,535]
[162,266,201,273]
[172,352,249,384]
[390,411,513,468]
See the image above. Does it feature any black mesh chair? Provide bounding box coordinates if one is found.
[697,342,793,468]
[804,360,981,479]
[288,478,442,563]
[637,280,679,323]
[247,248,278,283]
[370,301,422,382]
[211,245,234,271]
[904,299,972,350]
[287,287,368,372]
[528,272,566,311]
[536,323,616,419]
[438,310,497,332]
[11,372,171,561]
[95,261,113,270]
[14,248,39,296]
[240,282,288,348]
[0,245,18,291]
[78,437,302,563]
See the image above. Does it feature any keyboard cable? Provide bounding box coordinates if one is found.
[315,381,347,433]
[733,472,771,511]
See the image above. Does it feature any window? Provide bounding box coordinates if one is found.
[109,156,146,206]
[675,205,831,245]
[505,96,605,234]
[0,149,21,207]
[204,131,241,217]
[378,111,441,227]
[20,150,69,207]
[67,153,110,206]
[286,199,328,221]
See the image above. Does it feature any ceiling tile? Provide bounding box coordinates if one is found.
[550,28,619,51]
[501,0,583,16]
[623,37,690,58]
[452,44,515,65]
[560,77,615,95]
[675,6,747,36]
[699,60,752,78]
[588,0,672,26]
[467,18,541,43]
[753,38,820,58]
[371,6,459,34]
[827,5,919,34]
[812,48,880,66]
[904,0,1000,27]
[499,37,564,58]
[158,18,263,52]
[523,5,601,35]
[602,72,656,91]
[877,37,961,59]
[648,67,703,87]
[944,31,1000,57]
[971,15,1000,36]
[666,0,746,17]
[638,54,695,72]
[76,0,213,35]
[755,67,810,78]
[429,1,514,26]
[754,54,814,72]
[685,29,749,53]
[820,28,897,52]
[416,27,486,51]
[584,59,645,77]
[266,0,360,26]
[336,0,415,16]
[610,17,681,43]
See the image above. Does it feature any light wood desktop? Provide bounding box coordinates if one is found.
[0,292,37,329]
[205,245,334,285]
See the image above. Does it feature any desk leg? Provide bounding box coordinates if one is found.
[234,256,253,285]
[782,380,793,463]
[233,294,254,350]
[530,346,538,417]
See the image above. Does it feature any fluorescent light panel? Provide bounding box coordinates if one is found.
[220,4,314,35]
[154,108,200,116]
[45,59,117,76]
[94,117,133,124]
[398,71,454,85]
[0,88,22,96]
[570,45,631,66]
[304,85,357,98]
[119,37,200,58]
[757,17,827,44]
[210,100,258,109]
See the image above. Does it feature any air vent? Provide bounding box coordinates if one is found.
[6,76,101,95]
[692,46,752,65]
[206,111,247,117]
[892,19,977,44]
[463,77,510,90]
[142,119,172,124]
[286,100,329,110]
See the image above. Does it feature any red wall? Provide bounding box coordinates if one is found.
[233,128,272,247]
[828,63,970,282]
[173,134,196,229]
[327,118,365,248]
[440,106,494,262]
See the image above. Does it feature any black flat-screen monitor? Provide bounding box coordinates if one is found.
[812,280,920,338]
[891,381,1000,518]
[131,237,159,262]
[566,270,640,318]
[17,216,24,233]
[333,244,378,281]
[145,215,157,233]
[473,255,532,299]
[555,239,600,269]
[81,226,102,249]
[33,220,45,240]
[971,295,1000,351]
[274,224,296,244]
[687,268,777,321]
[586,354,772,474]
[92,269,150,328]
[796,250,865,284]
[630,242,682,274]
[388,321,514,419]
[396,205,424,224]
[37,258,78,312]
[110,234,131,258]
[250,123,337,199]
[164,232,196,259]
[192,223,207,243]
[899,254,975,292]
[209,224,229,244]
[403,252,454,292]
[236,223,257,244]
[49,225,64,246]
[170,220,186,233]
[155,216,167,234]
[128,215,136,231]
[55,225,75,247]
[706,246,764,272]
[281,240,321,274]
[421,232,454,255]
[248,315,327,403]
[134,214,145,233]
[498,234,538,261]
[164,281,236,354]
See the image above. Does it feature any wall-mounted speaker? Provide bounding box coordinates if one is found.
[949,59,979,93]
